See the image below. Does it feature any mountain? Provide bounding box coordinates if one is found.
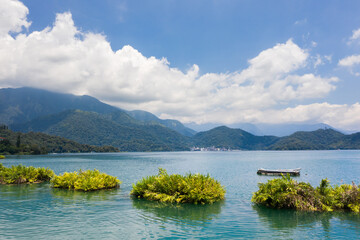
[2,87,360,152]
[127,110,196,137]
[185,122,338,137]
[0,87,195,136]
[267,128,345,150]
[192,127,360,150]
[0,87,119,125]
[0,126,118,154]
[254,123,338,137]
[12,110,190,151]
[192,126,279,150]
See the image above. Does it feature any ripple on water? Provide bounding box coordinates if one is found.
[1,151,360,239]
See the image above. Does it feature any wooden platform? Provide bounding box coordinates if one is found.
[257,168,301,176]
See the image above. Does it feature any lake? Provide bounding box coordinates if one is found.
[1,151,360,239]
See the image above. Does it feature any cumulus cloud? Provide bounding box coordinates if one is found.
[256,103,360,131]
[2,0,358,130]
[0,0,31,36]
[338,55,360,67]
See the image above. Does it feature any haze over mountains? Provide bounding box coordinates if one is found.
[1,87,360,151]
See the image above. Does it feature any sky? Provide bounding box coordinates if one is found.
[1,0,360,131]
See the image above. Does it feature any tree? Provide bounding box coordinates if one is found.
[16,134,21,148]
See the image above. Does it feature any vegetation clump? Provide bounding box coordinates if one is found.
[0,163,54,184]
[0,127,119,155]
[131,168,226,204]
[51,169,121,191]
[0,155,5,159]
[252,174,360,212]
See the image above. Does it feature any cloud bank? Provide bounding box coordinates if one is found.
[0,0,359,131]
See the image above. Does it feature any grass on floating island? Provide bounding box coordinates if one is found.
[51,169,121,191]
[131,168,226,204]
[0,163,54,184]
[252,174,360,212]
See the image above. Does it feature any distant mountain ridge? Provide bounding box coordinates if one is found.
[0,87,118,125]
[12,109,190,151]
[126,110,196,137]
[186,122,340,137]
[191,126,279,150]
[2,87,360,151]
[191,126,360,150]
[0,87,195,136]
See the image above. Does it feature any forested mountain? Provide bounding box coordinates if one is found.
[12,110,190,151]
[127,110,196,137]
[0,126,118,154]
[0,87,195,136]
[0,87,118,125]
[2,87,360,152]
[192,127,360,150]
[268,129,345,150]
[191,126,279,150]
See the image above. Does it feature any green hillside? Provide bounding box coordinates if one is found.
[0,126,118,155]
[192,127,360,150]
[2,88,360,152]
[267,129,345,150]
[192,126,279,150]
[12,110,190,151]
[127,110,196,137]
[0,87,118,125]
[0,87,196,137]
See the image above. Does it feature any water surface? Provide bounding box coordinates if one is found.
[1,151,360,239]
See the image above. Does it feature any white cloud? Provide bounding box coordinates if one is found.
[255,103,360,131]
[313,54,323,68]
[0,0,31,36]
[338,54,360,67]
[294,18,307,26]
[350,28,360,42]
[313,54,332,68]
[2,1,354,130]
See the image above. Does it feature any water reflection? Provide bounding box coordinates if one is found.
[253,205,360,234]
[132,198,224,224]
[51,188,120,203]
[0,182,49,199]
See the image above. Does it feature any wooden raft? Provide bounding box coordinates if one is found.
[257,168,301,176]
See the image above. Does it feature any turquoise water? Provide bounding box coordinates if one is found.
[1,151,360,239]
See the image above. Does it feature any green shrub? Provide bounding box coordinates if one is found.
[51,169,121,191]
[131,168,226,204]
[252,175,360,212]
[0,163,54,184]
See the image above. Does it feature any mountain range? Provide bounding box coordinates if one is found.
[1,87,360,151]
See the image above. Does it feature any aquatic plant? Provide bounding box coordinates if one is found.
[51,169,121,191]
[252,174,360,212]
[131,168,226,204]
[0,163,54,184]
[0,155,5,159]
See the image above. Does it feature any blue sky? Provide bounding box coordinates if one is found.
[1,0,360,130]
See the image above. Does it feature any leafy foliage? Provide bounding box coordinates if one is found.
[131,168,226,204]
[252,175,360,212]
[51,169,121,191]
[0,163,54,184]
[0,128,119,155]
